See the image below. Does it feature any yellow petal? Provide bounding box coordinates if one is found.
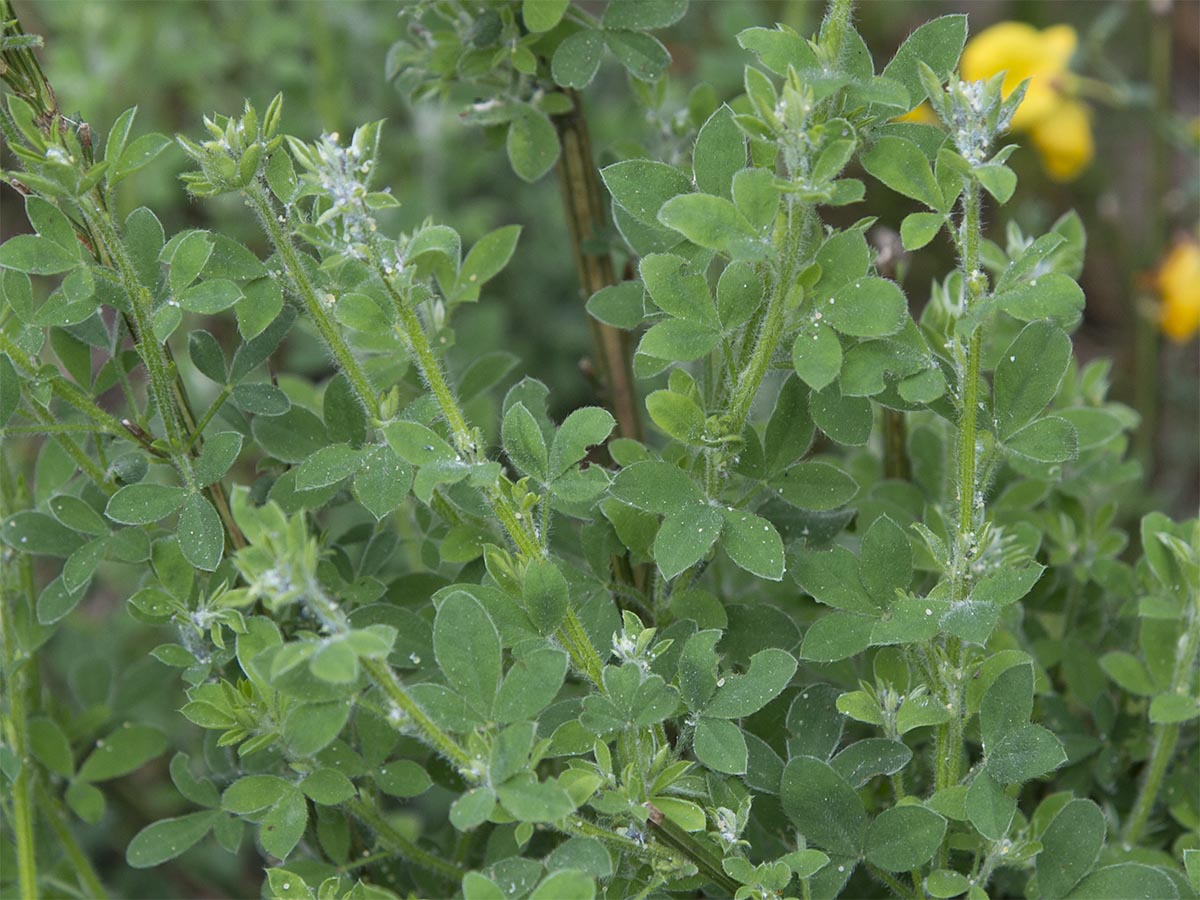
[1029,100,1094,181]
[1157,239,1200,342]
[893,103,937,125]
[960,22,1078,131]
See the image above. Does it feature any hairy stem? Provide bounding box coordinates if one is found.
[0,456,38,900]
[244,181,381,420]
[1123,596,1200,844]
[34,780,109,900]
[79,202,194,485]
[346,796,466,883]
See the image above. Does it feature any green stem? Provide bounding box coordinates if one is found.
[183,385,231,452]
[373,263,606,688]
[79,202,193,486]
[725,205,812,431]
[868,863,916,899]
[0,455,38,900]
[820,0,856,65]
[1123,597,1200,845]
[346,796,466,883]
[244,181,381,420]
[34,780,109,900]
[645,804,741,895]
[302,580,475,773]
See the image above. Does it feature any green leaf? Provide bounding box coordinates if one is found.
[657,194,767,260]
[719,507,784,580]
[587,282,645,329]
[704,648,796,718]
[790,545,874,613]
[1066,865,1179,900]
[29,717,73,777]
[168,231,214,294]
[450,787,496,831]
[646,389,706,444]
[881,16,967,112]
[374,760,432,798]
[737,26,819,75]
[177,495,223,572]
[811,383,874,446]
[732,167,780,231]
[995,273,1085,321]
[523,0,569,31]
[456,225,522,300]
[194,432,243,487]
[105,484,187,526]
[299,768,356,805]
[603,0,686,30]
[1003,416,1077,463]
[800,612,875,661]
[523,559,569,636]
[900,212,943,250]
[862,136,944,209]
[717,260,765,330]
[860,515,912,601]
[546,837,613,879]
[612,460,701,514]
[295,444,365,490]
[126,811,219,868]
[434,592,501,716]
[112,132,172,185]
[640,253,717,325]
[79,723,168,782]
[1037,799,1105,899]
[507,105,560,182]
[692,106,745,198]
[495,647,568,724]
[824,277,907,338]
[693,717,748,775]
[2,511,85,557]
[976,164,1016,203]
[529,870,595,900]
[865,806,946,871]
[354,444,413,520]
[260,790,307,860]
[638,318,719,361]
[552,30,606,89]
[604,30,670,82]
[792,324,843,391]
[830,738,912,787]
[655,505,722,580]
[496,773,576,823]
[253,407,329,464]
[993,322,1072,439]
[283,701,351,757]
[926,870,971,899]
[502,402,549,481]
[0,235,80,274]
[965,770,1015,840]
[178,278,241,314]
[601,160,692,228]
[781,756,867,856]
[986,724,1066,785]
[980,662,1033,750]
[550,407,615,477]
[1149,693,1200,724]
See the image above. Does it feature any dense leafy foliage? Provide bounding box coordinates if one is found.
[1,1,1197,899]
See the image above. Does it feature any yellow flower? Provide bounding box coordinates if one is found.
[1156,237,1200,342]
[960,22,1093,181]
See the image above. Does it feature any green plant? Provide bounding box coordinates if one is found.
[1,2,1197,899]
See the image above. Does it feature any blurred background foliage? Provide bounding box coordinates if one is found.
[1,2,1197,897]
